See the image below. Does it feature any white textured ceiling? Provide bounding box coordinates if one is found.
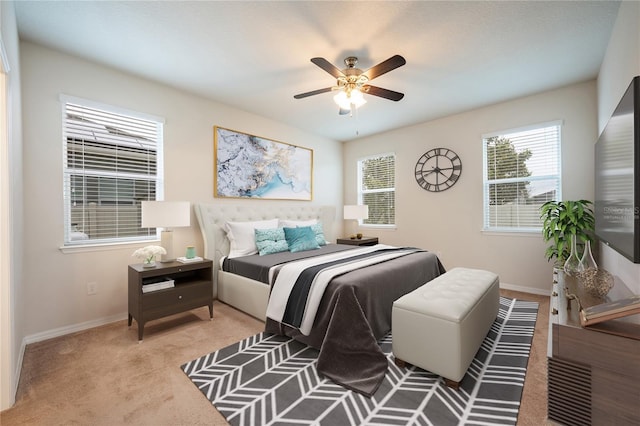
[14,1,620,142]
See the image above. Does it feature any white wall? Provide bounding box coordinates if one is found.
[0,0,24,410]
[597,0,640,294]
[19,41,343,340]
[343,81,598,294]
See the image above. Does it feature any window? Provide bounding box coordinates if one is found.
[357,153,395,226]
[62,97,164,246]
[483,121,561,232]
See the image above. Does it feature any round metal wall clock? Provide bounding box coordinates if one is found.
[414,148,462,192]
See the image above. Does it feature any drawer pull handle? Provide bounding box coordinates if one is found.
[552,308,558,315]
[178,295,182,299]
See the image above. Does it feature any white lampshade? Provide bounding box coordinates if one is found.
[344,204,369,220]
[333,91,351,110]
[141,201,191,262]
[349,89,367,108]
[333,89,367,110]
[141,201,190,228]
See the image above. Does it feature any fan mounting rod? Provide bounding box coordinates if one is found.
[344,56,358,68]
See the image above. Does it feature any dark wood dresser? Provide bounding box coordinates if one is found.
[548,271,640,425]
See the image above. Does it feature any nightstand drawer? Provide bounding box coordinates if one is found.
[143,281,208,310]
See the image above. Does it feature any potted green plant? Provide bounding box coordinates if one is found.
[540,200,595,267]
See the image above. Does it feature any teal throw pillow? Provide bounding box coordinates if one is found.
[284,226,320,253]
[311,222,327,246]
[255,227,289,256]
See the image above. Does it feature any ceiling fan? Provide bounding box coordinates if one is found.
[293,55,406,115]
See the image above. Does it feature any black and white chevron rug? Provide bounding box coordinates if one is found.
[182,297,538,426]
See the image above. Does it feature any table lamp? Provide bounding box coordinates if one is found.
[141,201,191,262]
[343,204,369,237]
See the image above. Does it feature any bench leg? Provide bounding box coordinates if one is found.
[444,378,460,390]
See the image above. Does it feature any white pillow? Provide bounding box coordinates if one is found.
[225,219,279,258]
[279,219,317,228]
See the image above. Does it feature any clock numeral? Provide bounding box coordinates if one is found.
[453,164,462,171]
[448,173,460,183]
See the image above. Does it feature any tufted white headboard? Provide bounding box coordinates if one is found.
[194,202,337,275]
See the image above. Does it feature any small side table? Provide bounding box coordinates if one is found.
[336,237,379,246]
[128,259,213,341]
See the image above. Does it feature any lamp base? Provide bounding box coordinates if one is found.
[160,230,175,262]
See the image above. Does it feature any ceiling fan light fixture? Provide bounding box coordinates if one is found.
[350,89,366,108]
[333,88,366,110]
[294,55,406,110]
[333,91,351,110]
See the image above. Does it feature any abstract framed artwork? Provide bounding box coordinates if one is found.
[213,126,313,200]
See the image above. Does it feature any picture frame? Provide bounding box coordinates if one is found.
[213,126,313,200]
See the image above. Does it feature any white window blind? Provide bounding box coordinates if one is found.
[62,100,163,246]
[483,122,561,232]
[358,153,395,226]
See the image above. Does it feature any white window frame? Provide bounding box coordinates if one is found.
[482,121,562,233]
[61,95,165,248]
[357,152,396,228]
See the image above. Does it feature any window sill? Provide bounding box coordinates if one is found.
[481,229,541,238]
[59,239,160,254]
[359,224,397,230]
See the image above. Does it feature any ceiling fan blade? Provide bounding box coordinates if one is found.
[362,85,405,101]
[310,57,345,78]
[362,55,406,81]
[293,87,334,99]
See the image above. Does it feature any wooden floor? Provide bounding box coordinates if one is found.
[1,290,552,425]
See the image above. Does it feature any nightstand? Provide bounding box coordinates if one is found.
[336,237,379,246]
[128,259,213,341]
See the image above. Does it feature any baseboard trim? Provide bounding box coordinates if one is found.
[19,285,549,345]
[500,282,551,296]
[23,312,127,346]
[12,341,24,407]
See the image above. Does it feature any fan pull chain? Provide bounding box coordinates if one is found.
[351,102,360,136]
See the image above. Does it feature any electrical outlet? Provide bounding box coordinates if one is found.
[87,282,98,295]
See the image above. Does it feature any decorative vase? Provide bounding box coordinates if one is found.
[576,240,614,297]
[185,246,196,259]
[563,234,582,276]
[143,258,156,268]
[579,268,615,298]
[579,240,597,271]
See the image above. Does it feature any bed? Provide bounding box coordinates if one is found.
[195,203,445,396]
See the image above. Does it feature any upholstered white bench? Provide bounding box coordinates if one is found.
[392,267,500,389]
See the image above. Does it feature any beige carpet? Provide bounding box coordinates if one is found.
[1,290,550,425]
